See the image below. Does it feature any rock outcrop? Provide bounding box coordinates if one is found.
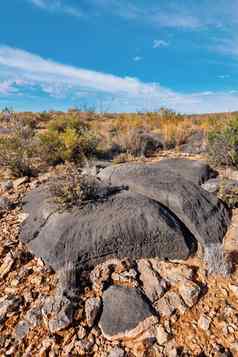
[19,183,196,273]
[98,160,230,248]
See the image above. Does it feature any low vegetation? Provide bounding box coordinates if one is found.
[49,163,104,210]
[218,179,238,208]
[1,107,238,178]
[0,117,37,177]
[208,117,238,168]
[38,114,99,165]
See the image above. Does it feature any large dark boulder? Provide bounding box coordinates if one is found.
[137,132,164,157]
[19,184,196,272]
[98,162,230,247]
[155,158,217,185]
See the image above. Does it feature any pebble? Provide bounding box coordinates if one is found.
[156,325,170,345]
[108,347,126,357]
[15,320,31,340]
[0,253,14,279]
[13,176,29,189]
[0,295,23,324]
[198,314,211,331]
[85,297,101,327]
[77,325,87,339]
[0,196,11,211]
[1,180,13,192]
[137,259,165,302]
[229,284,238,297]
[178,280,201,307]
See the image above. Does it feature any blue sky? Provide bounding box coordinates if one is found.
[0,0,238,113]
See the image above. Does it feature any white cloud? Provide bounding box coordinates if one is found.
[0,45,238,113]
[153,40,169,49]
[133,56,142,62]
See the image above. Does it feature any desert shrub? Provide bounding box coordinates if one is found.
[154,119,195,149]
[38,114,99,165]
[49,164,84,209]
[0,119,37,177]
[208,117,238,168]
[38,130,65,165]
[0,107,13,122]
[204,243,231,276]
[21,115,38,130]
[218,180,238,208]
[49,163,111,210]
[47,114,89,133]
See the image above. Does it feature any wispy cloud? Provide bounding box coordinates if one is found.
[86,0,217,29]
[213,37,238,56]
[0,79,26,95]
[218,74,230,79]
[0,45,238,113]
[30,0,46,8]
[153,40,169,49]
[133,56,142,62]
[28,0,83,17]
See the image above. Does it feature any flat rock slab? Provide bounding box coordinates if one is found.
[19,184,195,272]
[99,286,154,340]
[98,162,230,247]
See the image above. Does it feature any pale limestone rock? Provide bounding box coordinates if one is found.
[198,314,211,331]
[178,280,201,307]
[137,259,165,303]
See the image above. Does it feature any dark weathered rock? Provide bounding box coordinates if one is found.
[0,196,11,211]
[85,297,101,327]
[179,131,207,155]
[42,293,76,333]
[15,320,31,340]
[138,132,164,157]
[19,184,195,273]
[0,295,23,325]
[98,162,230,247]
[99,286,153,339]
[1,180,13,192]
[155,158,217,184]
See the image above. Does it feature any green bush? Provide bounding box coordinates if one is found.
[0,120,37,177]
[38,114,98,165]
[208,117,238,168]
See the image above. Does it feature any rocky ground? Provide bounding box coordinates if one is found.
[1,153,238,356]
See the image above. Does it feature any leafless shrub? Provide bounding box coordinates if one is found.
[204,243,232,277]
